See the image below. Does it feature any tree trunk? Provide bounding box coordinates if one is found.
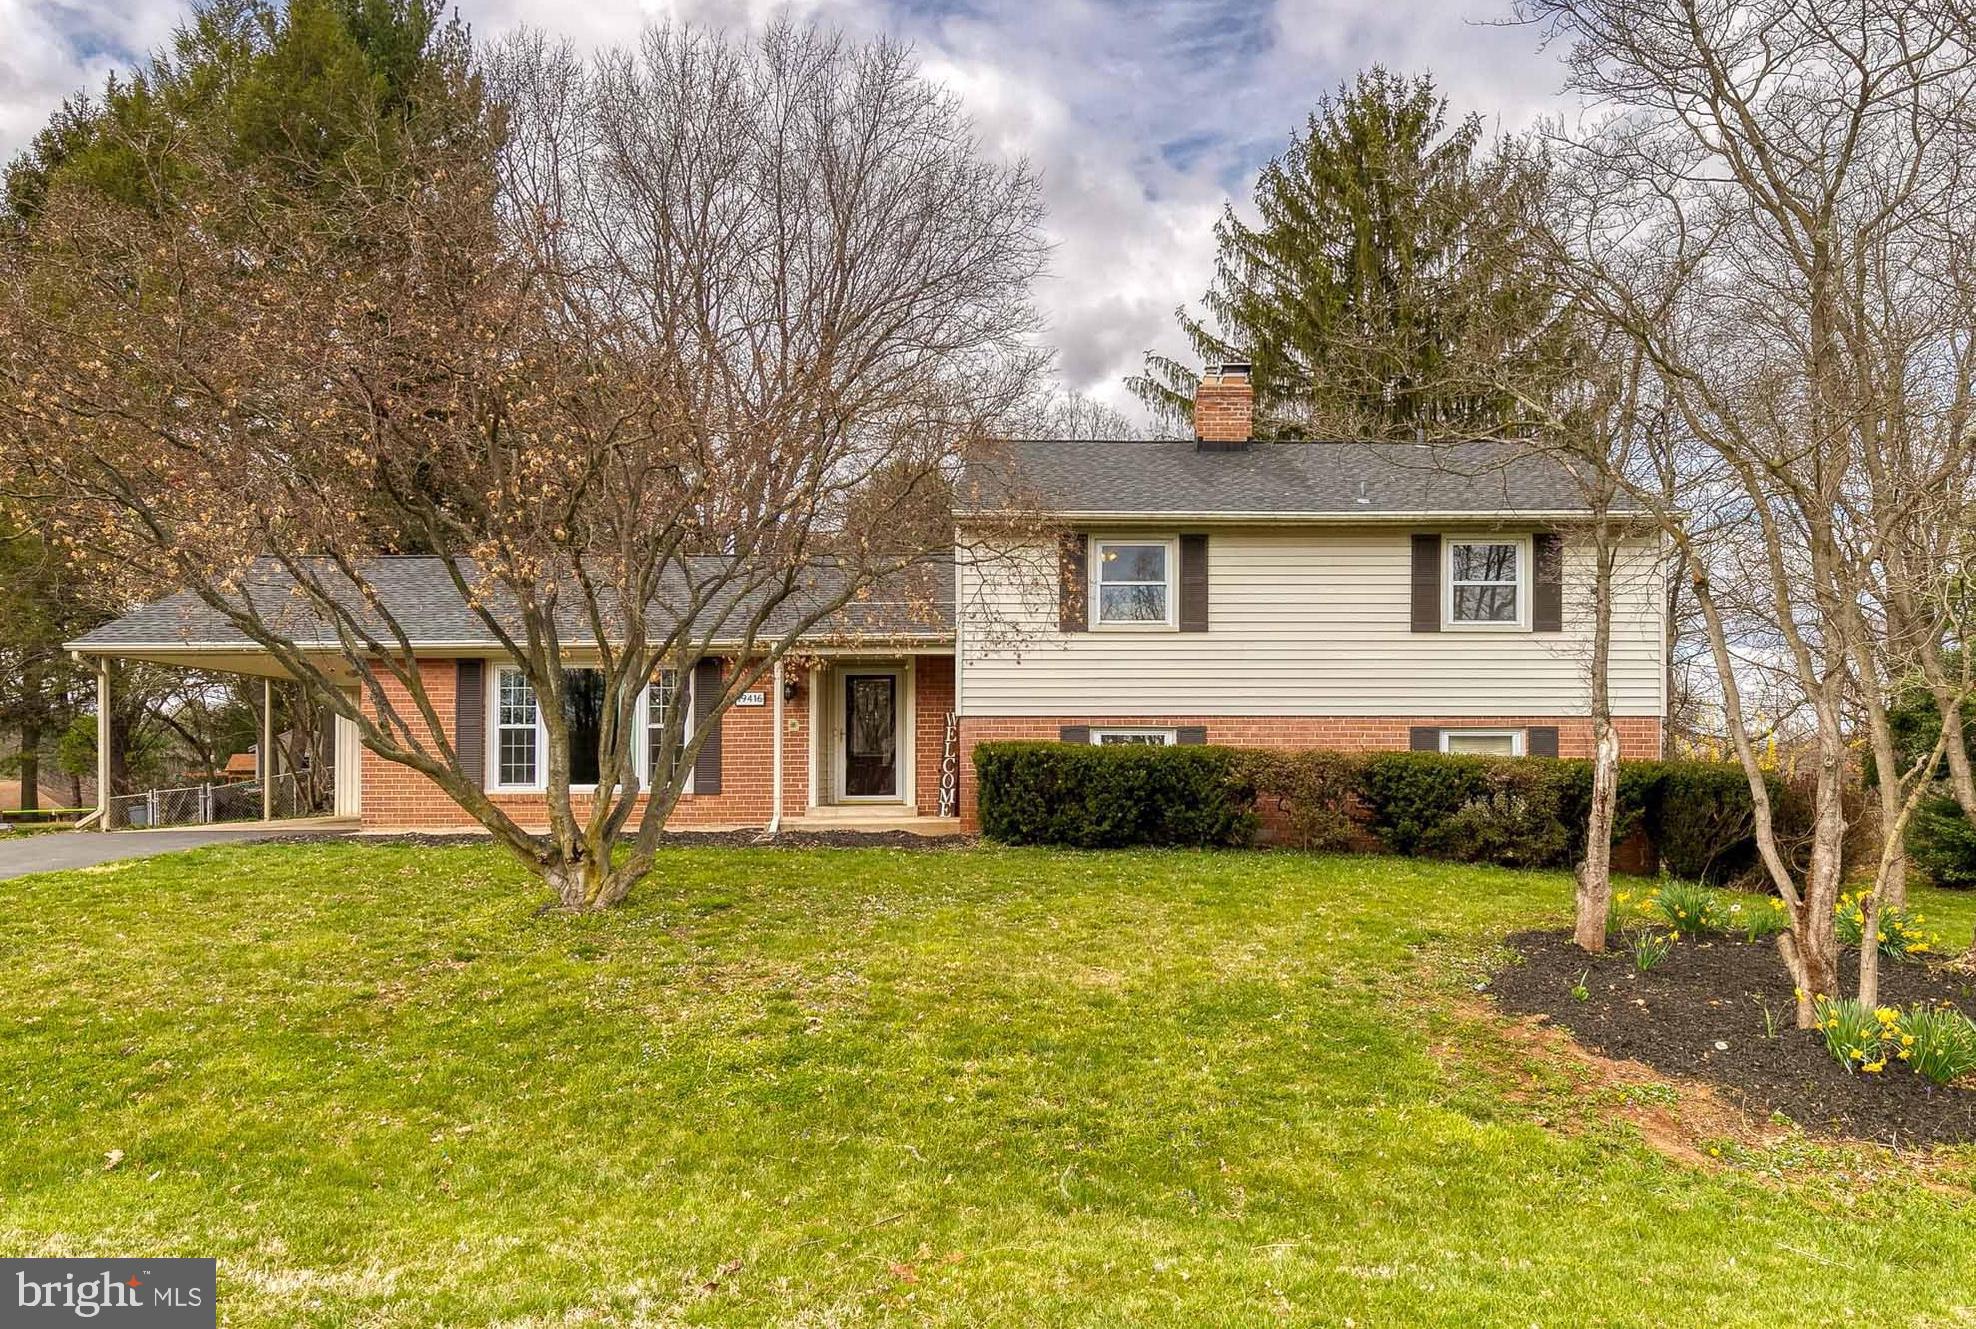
[16,720,39,811]
[1858,888,1882,1010]
[543,852,612,911]
[1576,722,1621,952]
[1575,530,1620,953]
[1861,697,1909,908]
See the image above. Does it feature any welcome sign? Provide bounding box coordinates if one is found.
[2,1260,215,1325]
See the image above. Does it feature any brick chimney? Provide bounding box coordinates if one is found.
[1193,360,1253,450]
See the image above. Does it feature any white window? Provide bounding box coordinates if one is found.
[491,666,685,791]
[1441,730,1523,757]
[644,668,691,791]
[1090,728,1177,746]
[1445,537,1528,628]
[1092,538,1175,628]
[495,669,539,787]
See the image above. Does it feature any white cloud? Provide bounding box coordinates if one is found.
[0,0,179,153]
[2,0,1576,422]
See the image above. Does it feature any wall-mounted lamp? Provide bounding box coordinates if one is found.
[782,678,800,703]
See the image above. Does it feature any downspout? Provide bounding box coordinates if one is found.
[767,658,785,836]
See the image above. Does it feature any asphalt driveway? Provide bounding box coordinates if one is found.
[0,827,306,881]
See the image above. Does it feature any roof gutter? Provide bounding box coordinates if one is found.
[955,509,1655,524]
[64,636,958,656]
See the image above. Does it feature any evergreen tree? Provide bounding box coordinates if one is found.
[1132,68,1566,440]
[4,0,478,228]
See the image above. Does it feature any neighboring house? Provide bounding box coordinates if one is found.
[67,364,1667,833]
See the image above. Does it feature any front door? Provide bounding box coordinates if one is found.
[841,673,899,799]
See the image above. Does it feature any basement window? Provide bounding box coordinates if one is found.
[1090,728,1177,746]
[1441,730,1523,757]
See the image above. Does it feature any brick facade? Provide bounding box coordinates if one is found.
[955,714,1664,825]
[358,656,951,832]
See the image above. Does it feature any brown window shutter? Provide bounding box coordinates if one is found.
[1527,726,1560,758]
[1058,534,1089,632]
[1178,534,1209,632]
[455,659,485,790]
[1532,533,1564,632]
[1408,726,1440,752]
[1410,534,1441,633]
[1175,726,1208,746]
[1059,725,1090,745]
[692,658,723,794]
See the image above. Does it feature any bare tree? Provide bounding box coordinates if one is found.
[1,21,1047,908]
[1524,0,1976,1015]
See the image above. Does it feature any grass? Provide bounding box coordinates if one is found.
[2,843,1974,1326]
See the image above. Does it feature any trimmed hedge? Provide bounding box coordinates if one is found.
[973,742,1257,849]
[976,740,1811,881]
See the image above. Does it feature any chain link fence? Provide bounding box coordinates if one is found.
[106,772,308,830]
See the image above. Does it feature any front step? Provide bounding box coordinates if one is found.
[784,806,963,836]
[798,804,917,821]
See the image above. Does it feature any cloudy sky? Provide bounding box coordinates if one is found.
[0,0,1577,416]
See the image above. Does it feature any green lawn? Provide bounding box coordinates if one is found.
[2,843,1973,1326]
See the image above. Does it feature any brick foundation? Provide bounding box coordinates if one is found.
[955,714,1664,826]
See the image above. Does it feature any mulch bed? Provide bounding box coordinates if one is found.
[1490,929,1976,1148]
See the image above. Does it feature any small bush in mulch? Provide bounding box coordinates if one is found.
[1489,928,1976,1148]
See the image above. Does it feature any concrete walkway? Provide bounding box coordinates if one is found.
[0,825,333,881]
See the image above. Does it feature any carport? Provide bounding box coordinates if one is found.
[62,636,363,833]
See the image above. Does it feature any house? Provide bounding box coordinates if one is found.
[67,364,1667,833]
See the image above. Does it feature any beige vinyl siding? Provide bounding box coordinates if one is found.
[956,525,1665,718]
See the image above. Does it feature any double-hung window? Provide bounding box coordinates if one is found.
[646,668,683,788]
[1445,538,1527,628]
[1092,538,1175,628]
[491,666,684,792]
[496,670,539,787]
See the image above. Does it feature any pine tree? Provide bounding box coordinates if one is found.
[1131,68,1566,440]
[4,0,478,228]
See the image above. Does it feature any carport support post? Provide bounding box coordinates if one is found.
[95,660,111,831]
[261,677,274,822]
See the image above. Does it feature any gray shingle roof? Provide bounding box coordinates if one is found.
[959,438,1635,517]
[71,556,954,652]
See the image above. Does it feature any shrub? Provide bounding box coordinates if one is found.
[1236,750,1362,851]
[1895,1005,1976,1085]
[973,742,1257,849]
[1355,753,1607,869]
[1355,752,1493,857]
[1647,762,1759,883]
[1833,892,1943,960]
[1811,996,1892,1074]
[1907,794,1976,889]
